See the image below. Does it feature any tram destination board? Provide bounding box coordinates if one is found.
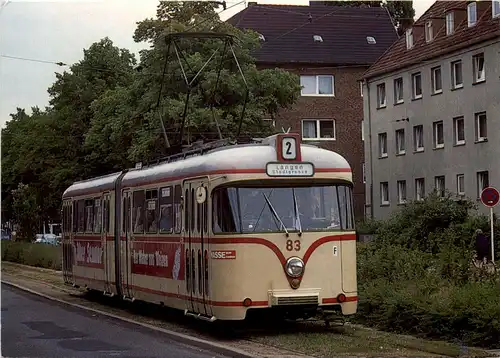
[266,162,314,177]
[480,186,500,207]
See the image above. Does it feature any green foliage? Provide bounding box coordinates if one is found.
[355,194,500,349]
[1,241,62,271]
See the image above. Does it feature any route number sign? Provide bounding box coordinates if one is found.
[480,187,499,208]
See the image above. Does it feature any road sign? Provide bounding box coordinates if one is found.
[480,187,499,208]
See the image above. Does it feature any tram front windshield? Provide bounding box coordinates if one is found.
[212,185,355,234]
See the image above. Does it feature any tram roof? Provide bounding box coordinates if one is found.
[63,143,351,198]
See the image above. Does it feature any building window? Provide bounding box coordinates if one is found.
[446,11,454,35]
[360,81,364,97]
[377,83,386,108]
[300,75,334,96]
[415,178,425,201]
[453,116,465,145]
[378,132,388,158]
[396,129,405,155]
[468,2,477,27]
[451,60,463,89]
[433,121,444,149]
[435,176,445,197]
[406,28,413,49]
[380,182,389,205]
[394,77,404,104]
[425,21,433,42]
[457,174,465,196]
[411,72,422,99]
[397,180,407,204]
[494,0,500,18]
[431,66,442,94]
[477,171,489,197]
[302,119,335,140]
[413,125,424,152]
[474,112,487,142]
[473,53,485,83]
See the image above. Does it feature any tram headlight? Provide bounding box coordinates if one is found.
[285,257,305,278]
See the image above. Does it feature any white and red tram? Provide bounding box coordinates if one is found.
[61,133,358,321]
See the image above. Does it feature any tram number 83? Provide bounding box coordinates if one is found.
[286,240,301,251]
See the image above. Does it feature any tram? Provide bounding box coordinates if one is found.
[61,133,358,321]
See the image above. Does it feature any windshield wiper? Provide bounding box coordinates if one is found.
[262,193,289,237]
[292,188,302,236]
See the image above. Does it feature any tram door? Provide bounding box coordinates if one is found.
[101,193,113,295]
[183,178,212,317]
[120,190,133,299]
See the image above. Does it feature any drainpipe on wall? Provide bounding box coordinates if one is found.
[365,79,374,220]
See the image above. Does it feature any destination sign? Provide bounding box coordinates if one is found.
[266,162,314,177]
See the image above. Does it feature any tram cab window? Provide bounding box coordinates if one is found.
[133,190,145,233]
[76,200,85,232]
[174,185,182,233]
[93,198,102,233]
[159,186,173,233]
[212,185,354,234]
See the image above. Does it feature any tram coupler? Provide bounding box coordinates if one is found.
[318,308,345,328]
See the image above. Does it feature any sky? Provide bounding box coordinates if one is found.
[0,0,434,129]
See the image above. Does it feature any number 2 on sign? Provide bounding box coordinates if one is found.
[286,240,301,251]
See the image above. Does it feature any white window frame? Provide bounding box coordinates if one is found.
[477,171,489,198]
[406,28,413,49]
[453,116,465,145]
[457,174,465,196]
[362,163,366,184]
[451,60,463,89]
[446,12,454,35]
[468,2,477,27]
[425,21,433,42]
[396,129,405,155]
[360,81,364,97]
[379,132,388,158]
[300,75,335,96]
[473,53,485,83]
[397,180,407,204]
[394,77,404,104]
[494,0,500,18]
[411,72,422,99]
[380,182,389,205]
[435,176,445,197]
[301,119,336,141]
[433,120,444,149]
[415,178,425,201]
[475,112,487,142]
[413,125,424,152]
[431,66,442,94]
[361,120,364,141]
[377,83,386,108]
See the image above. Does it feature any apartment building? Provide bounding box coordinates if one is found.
[227,3,397,218]
[362,0,500,220]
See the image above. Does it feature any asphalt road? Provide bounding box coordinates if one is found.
[1,284,227,358]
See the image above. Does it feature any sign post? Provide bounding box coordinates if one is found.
[480,186,499,263]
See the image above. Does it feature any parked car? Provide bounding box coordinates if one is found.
[1,228,12,240]
[34,233,60,246]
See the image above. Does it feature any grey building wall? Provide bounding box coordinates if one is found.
[363,38,500,220]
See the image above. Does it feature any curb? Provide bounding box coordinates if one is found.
[1,280,259,358]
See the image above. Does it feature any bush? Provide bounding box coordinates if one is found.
[1,241,62,270]
[355,193,500,349]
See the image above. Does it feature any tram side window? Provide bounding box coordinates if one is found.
[212,188,237,233]
[103,198,110,233]
[146,189,158,233]
[174,185,182,233]
[133,190,145,233]
[159,186,173,233]
[93,197,102,233]
[77,200,85,232]
[337,186,354,230]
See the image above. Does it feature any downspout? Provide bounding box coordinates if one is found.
[365,79,375,220]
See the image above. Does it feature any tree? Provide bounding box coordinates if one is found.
[11,183,41,241]
[85,0,301,164]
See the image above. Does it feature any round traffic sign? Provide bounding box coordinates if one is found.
[480,187,499,207]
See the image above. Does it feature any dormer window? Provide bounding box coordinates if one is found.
[313,35,323,42]
[257,33,266,41]
[468,2,477,27]
[406,28,413,49]
[493,0,500,18]
[366,36,376,44]
[446,11,455,35]
[425,21,433,42]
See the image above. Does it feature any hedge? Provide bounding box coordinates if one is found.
[1,241,62,271]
